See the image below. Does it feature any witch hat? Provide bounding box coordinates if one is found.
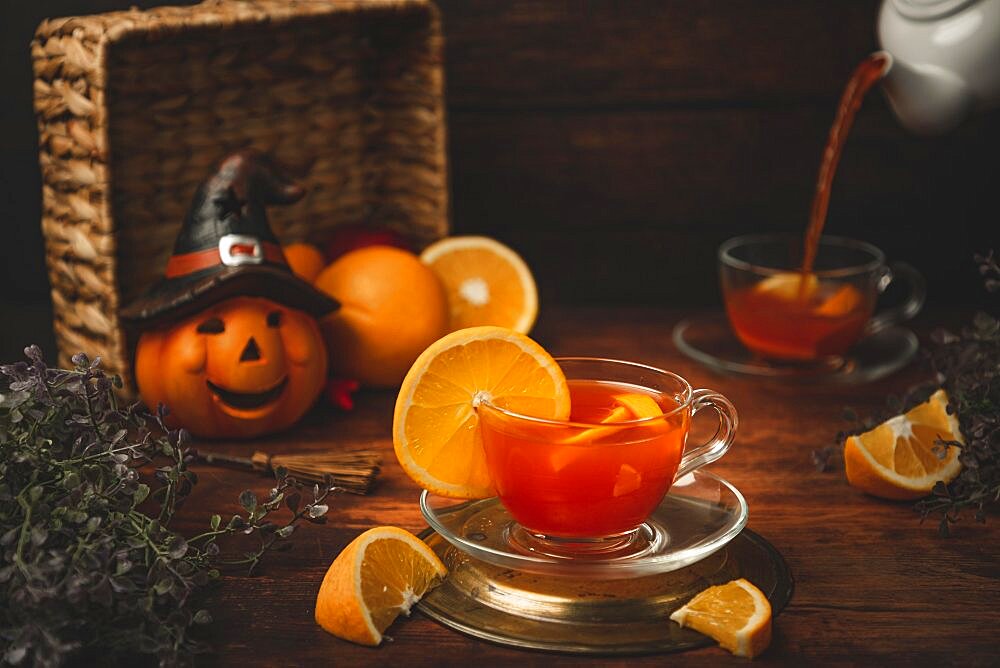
[120,149,338,326]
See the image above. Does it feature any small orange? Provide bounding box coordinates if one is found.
[670,578,772,659]
[314,526,446,646]
[844,389,963,500]
[282,242,327,282]
[314,246,449,387]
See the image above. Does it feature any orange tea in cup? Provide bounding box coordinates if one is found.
[478,358,736,541]
[724,273,873,360]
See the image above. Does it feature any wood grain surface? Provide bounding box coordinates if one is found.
[170,306,1000,667]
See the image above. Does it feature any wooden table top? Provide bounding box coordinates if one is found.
[174,306,999,667]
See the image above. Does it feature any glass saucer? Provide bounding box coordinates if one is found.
[672,312,918,384]
[419,469,747,579]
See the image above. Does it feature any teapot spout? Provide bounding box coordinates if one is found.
[878,50,974,135]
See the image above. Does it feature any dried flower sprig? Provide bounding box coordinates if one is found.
[0,347,337,666]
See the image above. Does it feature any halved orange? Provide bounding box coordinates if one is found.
[420,236,538,333]
[314,526,447,646]
[393,326,570,498]
[669,578,772,659]
[844,388,963,500]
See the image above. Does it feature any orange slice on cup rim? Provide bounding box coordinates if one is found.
[393,326,571,498]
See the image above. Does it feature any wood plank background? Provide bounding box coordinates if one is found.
[1,0,998,361]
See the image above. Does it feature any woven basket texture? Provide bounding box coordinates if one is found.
[32,0,448,391]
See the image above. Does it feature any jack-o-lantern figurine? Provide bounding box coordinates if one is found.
[121,150,338,439]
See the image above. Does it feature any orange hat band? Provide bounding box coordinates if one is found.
[165,236,287,279]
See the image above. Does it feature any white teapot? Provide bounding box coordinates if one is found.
[878,0,1000,134]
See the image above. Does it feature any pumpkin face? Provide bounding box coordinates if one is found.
[134,296,328,439]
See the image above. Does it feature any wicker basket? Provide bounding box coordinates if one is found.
[31,0,448,391]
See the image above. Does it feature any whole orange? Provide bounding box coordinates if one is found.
[283,242,326,282]
[314,245,448,387]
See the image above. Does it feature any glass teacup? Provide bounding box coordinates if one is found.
[719,234,925,362]
[476,358,737,551]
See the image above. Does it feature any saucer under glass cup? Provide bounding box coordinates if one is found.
[413,358,791,654]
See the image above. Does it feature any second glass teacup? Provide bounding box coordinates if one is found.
[719,234,925,363]
[477,358,737,553]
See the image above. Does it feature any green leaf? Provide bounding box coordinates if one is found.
[210,514,221,531]
[134,483,150,505]
[167,536,188,559]
[239,490,257,513]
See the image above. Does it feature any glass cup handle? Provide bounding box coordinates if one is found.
[866,261,926,335]
[675,389,738,480]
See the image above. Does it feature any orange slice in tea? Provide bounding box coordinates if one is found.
[561,392,663,446]
[420,236,538,333]
[555,393,665,476]
[393,326,571,498]
[754,271,819,302]
[670,578,772,659]
[844,388,963,500]
[315,526,447,646]
[814,284,862,317]
[615,393,663,419]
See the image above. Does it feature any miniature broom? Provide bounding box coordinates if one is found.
[196,449,381,495]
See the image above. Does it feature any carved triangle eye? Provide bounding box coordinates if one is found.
[197,317,225,334]
[267,310,282,328]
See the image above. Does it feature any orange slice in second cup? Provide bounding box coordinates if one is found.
[393,326,571,499]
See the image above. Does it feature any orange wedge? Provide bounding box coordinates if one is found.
[315,526,447,646]
[844,389,963,500]
[420,236,538,333]
[393,326,571,498]
[670,578,772,659]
